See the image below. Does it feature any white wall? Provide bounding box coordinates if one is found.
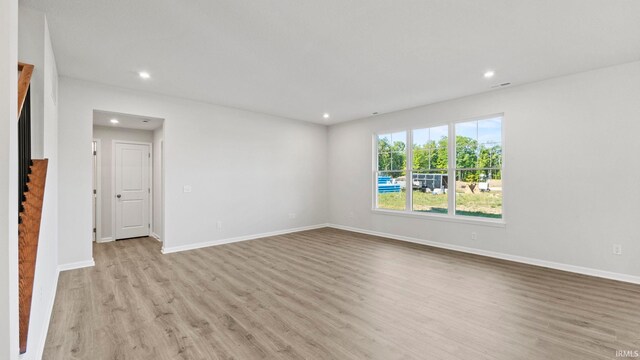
[0,0,20,357]
[328,61,640,279]
[17,9,60,360]
[92,125,153,241]
[58,78,328,265]
[152,126,164,240]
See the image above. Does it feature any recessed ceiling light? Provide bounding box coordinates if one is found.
[139,71,151,79]
[110,119,119,124]
[323,113,330,119]
[484,70,495,78]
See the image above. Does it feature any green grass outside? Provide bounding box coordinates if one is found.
[378,190,502,219]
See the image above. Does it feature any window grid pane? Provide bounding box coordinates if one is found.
[375,117,503,220]
[376,131,407,211]
[411,170,449,214]
[454,117,502,219]
[376,171,406,211]
[412,126,448,171]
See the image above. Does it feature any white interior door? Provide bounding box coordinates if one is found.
[115,142,150,239]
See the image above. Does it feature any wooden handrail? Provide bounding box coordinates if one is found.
[17,62,34,118]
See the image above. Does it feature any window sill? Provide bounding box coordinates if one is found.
[371,209,506,228]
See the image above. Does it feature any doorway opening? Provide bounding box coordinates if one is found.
[92,110,165,245]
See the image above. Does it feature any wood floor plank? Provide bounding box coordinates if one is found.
[43,228,640,360]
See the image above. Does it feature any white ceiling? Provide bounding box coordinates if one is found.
[23,0,640,124]
[93,110,163,130]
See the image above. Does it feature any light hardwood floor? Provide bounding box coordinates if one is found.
[44,228,640,359]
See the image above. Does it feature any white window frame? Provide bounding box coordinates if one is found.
[372,129,410,212]
[372,113,505,227]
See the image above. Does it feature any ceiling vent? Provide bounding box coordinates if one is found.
[492,82,511,88]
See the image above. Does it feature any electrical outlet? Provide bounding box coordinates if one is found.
[613,244,622,255]
[216,221,222,230]
[288,213,297,219]
[183,185,192,193]
[349,211,355,218]
[471,232,478,241]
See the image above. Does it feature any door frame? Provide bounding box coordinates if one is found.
[93,139,102,242]
[152,139,164,243]
[111,140,153,240]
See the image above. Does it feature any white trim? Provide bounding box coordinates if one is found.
[112,140,152,240]
[406,130,412,211]
[155,138,164,244]
[371,134,377,210]
[161,224,328,254]
[161,138,165,244]
[97,237,114,243]
[327,224,640,285]
[371,209,506,227]
[57,259,96,272]
[149,142,153,238]
[24,268,59,360]
[447,122,455,215]
[92,139,102,242]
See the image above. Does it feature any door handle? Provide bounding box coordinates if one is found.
[116,194,121,199]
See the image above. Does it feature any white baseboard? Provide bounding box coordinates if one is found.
[29,267,59,360]
[327,223,640,285]
[57,258,95,272]
[97,237,113,243]
[150,232,162,242]
[161,224,328,254]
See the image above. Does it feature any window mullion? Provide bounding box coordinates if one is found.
[448,123,455,216]
[406,130,412,212]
